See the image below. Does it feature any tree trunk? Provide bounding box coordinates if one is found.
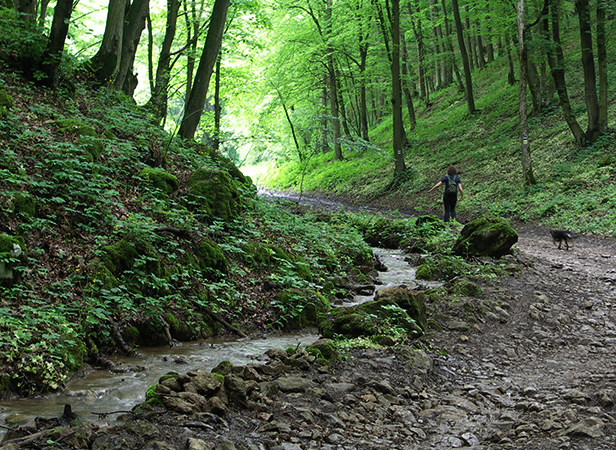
[178,0,230,140]
[147,0,180,123]
[38,0,50,27]
[545,1,585,146]
[597,0,607,132]
[575,0,600,144]
[213,54,222,151]
[505,33,516,86]
[328,57,341,159]
[41,0,73,89]
[517,0,536,185]
[89,0,127,83]
[429,0,446,89]
[359,42,369,141]
[409,0,427,102]
[441,0,455,88]
[401,32,416,130]
[15,0,35,21]
[452,0,475,114]
[114,0,150,94]
[464,7,475,72]
[320,83,329,152]
[391,0,406,174]
[183,0,205,111]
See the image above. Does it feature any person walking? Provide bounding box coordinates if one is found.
[428,166,464,221]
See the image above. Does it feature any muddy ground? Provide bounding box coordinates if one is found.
[2,200,616,450]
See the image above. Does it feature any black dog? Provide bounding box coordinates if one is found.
[550,230,578,250]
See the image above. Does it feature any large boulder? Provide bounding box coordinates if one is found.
[451,216,518,258]
[318,294,425,340]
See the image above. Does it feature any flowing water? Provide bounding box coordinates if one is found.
[0,333,319,432]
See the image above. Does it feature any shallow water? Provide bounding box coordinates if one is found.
[0,333,319,431]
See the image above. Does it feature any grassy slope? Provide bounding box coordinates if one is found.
[258,41,616,235]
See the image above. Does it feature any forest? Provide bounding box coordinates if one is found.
[0,0,615,448]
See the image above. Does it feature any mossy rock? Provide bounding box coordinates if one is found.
[319,297,424,339]
[165,312,197,341]
[415,264,433,280]
[13,192,35,217]
[449,278,484,297]
[186,169,241,222]
[278,290,331,330]
[0,89,13,109]
[138,168,179,195]
[86,261,118,289]
[374,286,427,331]
[56,118,98,138]
[452,216,518,258]
[306,339,338,362]
[212,360,233,376]
[100,241,138,276]
[122,326,140,345]
[194,240,227,279]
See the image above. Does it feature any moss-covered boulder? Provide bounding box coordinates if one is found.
[452,216,518,258]
[0,234,27,287]
[374,286,427,331]
[306,338,339,365]
[194,239,227,279]
[186,169,242,222]
[13,192,35,217]
[0,87,13,118]
[55,118,104,161]
[99,240,139,276]
[138,168,179,195]
[319,296,424,339]
[276,290,331,330]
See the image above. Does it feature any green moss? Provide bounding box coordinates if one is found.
[450,278,484,297]
[145,384,163,406]
[100,241,138,276]
[212,373,225,384]
[56,118,98,137]
[13,192,35,217]
[211,360,233,375]
[158,373,180,384]
[0,89,13,109]
[138,168,179,195]
[186,169,241,222]
[415,264,433,280]
[122,326,140,344]
[194,240,227,279]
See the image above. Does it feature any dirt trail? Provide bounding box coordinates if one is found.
[422,224,616,449]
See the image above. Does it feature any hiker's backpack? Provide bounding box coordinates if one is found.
[445,175,458,195]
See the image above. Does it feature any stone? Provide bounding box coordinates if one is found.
[275,377,318,393]
[187,438,213,450]
[564,418,604,438]
[451,216,518,258]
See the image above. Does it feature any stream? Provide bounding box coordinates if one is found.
[1,192,429,436]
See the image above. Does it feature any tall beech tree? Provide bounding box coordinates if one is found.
[147,0,181,123]
[114,0,150,95]
[452,0,475,114]
[41,0,73,89]
[89,0,127,83]
[517,0,536,185]
[178,0,230,140]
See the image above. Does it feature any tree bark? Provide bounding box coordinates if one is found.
[15,0,35,21]
[574,0,600,144]
[505,33,516,86]
[41,0,73,89]
[391,0,406,174]
[517,0,536,185]
[409,0,428,102]
[545,0,585,146]
[178,0,230,140]
[89,0,127,83]
[147,0,180,123]
[452,0,475,114]
[213,54,222,151]
[597,0,607,132]
[114,0,150,94]
[401,32,416,130]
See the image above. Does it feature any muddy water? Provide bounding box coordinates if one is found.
[0,333,318,431]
